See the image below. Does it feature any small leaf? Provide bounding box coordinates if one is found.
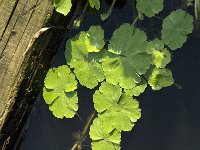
[148,67,174,90]
[90,116,121,150]
[102,23,151,89]
[93,82,141,131]
[161,9,194,50]
[53,0,72,16]
[89,0,100,10]
[65,28,105,89]
[85,26,105,52]
[147,39,171,68]
[43,65,78,118]
[136,0,164,17]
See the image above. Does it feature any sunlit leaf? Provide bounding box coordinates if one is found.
[65,27,105,89]
[161,9,194,50]
[53,0,72,16]
[136,0,164,17]
[93,82,141,131]
[102,23,151,89]
[124,79,147,96]
[89,0,100,10]
[147,39,171,68]
[43,65,78,118]
[90,116,121,150]
[148,67,174,90]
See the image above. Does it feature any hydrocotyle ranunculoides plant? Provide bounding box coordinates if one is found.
[43,3,194,150]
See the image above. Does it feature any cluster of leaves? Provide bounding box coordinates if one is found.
[43,0,194,150]
[53,0,100,16]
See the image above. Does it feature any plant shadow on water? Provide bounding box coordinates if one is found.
[14,0,200,150]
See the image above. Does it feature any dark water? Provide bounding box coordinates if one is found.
[14,0,200,150]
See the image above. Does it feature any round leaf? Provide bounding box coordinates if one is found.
[103,23,151,89]
[65,29,105,89]
[85,26,105,52]
[147,39,171,68]
[93,82,141,131]
[161,9,194,50]
[148,67,174,90]
[136,0,164,17]
[89,0,100,10]
[43,65,78,118]
[53,0,72,16]
[90,116,121,150]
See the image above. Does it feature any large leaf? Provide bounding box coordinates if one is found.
[53,0,72,16]
[65,26,105,89]
[89,0,100,10]
[136,0,164,17]
[43,65,78,118]
[147,39,171,68]
[161,9,194,50]
[148,67,174,90]
[90,116,121,150]
[93,82,141,131]
[102,23,151,89]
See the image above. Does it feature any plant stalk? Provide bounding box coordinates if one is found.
[70,110,96,150]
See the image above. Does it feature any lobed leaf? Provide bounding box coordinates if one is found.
[90,116,121,150]
[65,26,105,89]
[136,0,164,17]
[53,0,72,16]
[147,39,171,68]
[161,9,194,50]
[43,65,78,118]
[93,82,141,131]
[148,67,174,90]
[102,23,151,89]
[89,0,100,10]
[124,79,147,96]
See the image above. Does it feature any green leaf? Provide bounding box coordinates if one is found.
[147,39,171,68]
[65,28,105,89]
[161,9,194,50]
[89,0,100,10]
[148,67,174,90]
[136,0,164,17]
[90,116,121,150]
[102,23,151,89]
[43,65,78,118]
[124,79,147,96]
[53,0,72,16]
[93,82,141,131]
[85,26,105,52]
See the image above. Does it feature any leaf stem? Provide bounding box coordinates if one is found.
[70,110,96,150]
[74,0,89,27]
[131,15,139,26]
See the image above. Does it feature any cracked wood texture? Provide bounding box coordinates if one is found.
[0,0,53,131]
[0,0,79,148]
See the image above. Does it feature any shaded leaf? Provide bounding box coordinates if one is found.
[136,0,164,17]
[161,9,194,50]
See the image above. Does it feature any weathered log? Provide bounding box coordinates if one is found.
[0,0,79,149]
